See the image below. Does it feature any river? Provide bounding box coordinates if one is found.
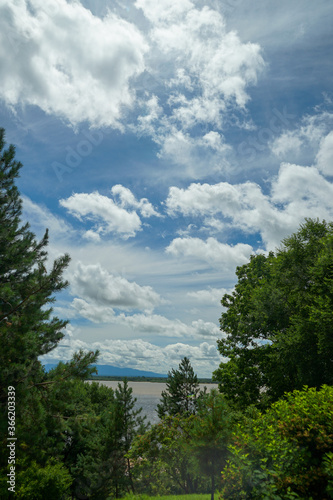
[93,381,218,425]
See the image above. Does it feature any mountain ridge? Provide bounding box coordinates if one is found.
[43,362,167,378]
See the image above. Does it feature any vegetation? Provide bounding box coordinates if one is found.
[123,495,211,500]
[0,129,146,499]
[157,357,205,419]
[213,219,333,410]
[220,385,333,499]
[1,128,332,498]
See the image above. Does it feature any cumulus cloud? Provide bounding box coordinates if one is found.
[271,131,303,157]
[0,0,147,127]
[133,0,264,174]
[270,110,333,163]
[111,184,160,217]
[188,287,230,305]
[166,181,244,217]
[135,0,194,25]
[82,229,101,243]
[165,159,333,250]
[71,262,164,312]
[166,237,254,268]
[117,313,220,339]
[137,1,264,109]
[41,334,221,377]
[316,131,333,176]
[271,163,333,204]
[65,287,219,340]
[72,298,116,324]
[60,186,159,238]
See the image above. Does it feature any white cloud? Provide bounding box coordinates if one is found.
[82,229,101,242]
[155,128,231,178]
[72,298,116,324]
[60,191,141,239]
[166,237,254,268]
[135,0,194,25]
[111,184,160,217]
[134,0,264,175]
[136,94,163,136]
[271,131,303,157]
[270,110,333,162]
[188,287,230,305]
[166,181,243,217]
[117,313,219,339]
[71,262,164,312]
[164,341,220,362]
[64,291,219,340]
[316,131,333,176]
[0,0,147,127]
[41,334,221,378]
[165,153,333,251]
[271,162,333,205]
[141,3,264,108]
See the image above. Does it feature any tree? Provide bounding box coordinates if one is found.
[0,128,98,498]
[157,357,203,418]
[190,390,235,500]
[213,219,333,409]
[129,414,205,495]
[105,380,147,497]
[0,126,71,409]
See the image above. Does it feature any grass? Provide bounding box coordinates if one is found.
[123,495,211,500]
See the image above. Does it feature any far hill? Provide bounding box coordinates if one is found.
[43,363,167,378]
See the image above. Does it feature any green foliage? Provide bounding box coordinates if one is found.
[220,385,333,499]
[123,495,211,500]
[157,357,204,419]
[213,219,333,409]
[16,459,72,499]
[191,390,237,500]
[0,125,72,413]
[128,414,206,495]
[104,380,148,497]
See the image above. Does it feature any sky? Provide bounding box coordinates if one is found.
[0,0,333,377]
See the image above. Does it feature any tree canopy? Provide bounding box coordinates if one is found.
[213,218,333,409]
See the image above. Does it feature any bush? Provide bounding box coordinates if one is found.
[220,385,333,499]
[16,459,72,499]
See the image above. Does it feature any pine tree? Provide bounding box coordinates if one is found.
[0,128,98,497]
[0,127,72,408]
[107,379,147,496]
[157,357,203,419]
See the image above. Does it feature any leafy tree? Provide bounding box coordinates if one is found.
[157,357,203,418]
[128,414,205,495]
[213,219,333,409]
[220,385,333,499]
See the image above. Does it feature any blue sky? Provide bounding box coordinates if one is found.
[1,0,333,377]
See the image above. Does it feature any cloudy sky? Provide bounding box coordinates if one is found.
[1,0,332,377]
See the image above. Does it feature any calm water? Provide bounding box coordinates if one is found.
[93,381,218,425]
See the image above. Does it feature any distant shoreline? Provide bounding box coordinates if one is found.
[88,375,215,384]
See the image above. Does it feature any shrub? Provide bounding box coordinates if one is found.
[220,385,333,499]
